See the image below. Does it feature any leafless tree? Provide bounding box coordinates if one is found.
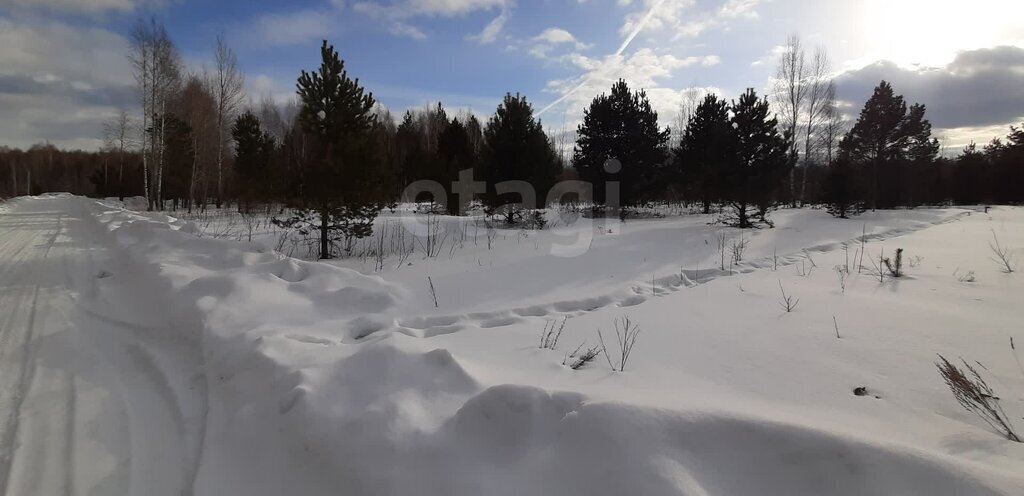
[180,75,218,211]
[130,18,182,210]
[213,34,245,208]
[799,47,832,203]
[102,109,135,200]
[672,85,706,147]
[818,83,844,166]
[129,20,153,204]
[774,34,807,206]
[258,94,288,143]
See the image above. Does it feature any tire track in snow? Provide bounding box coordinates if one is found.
[0,197,208,495]
[0,212,62,495]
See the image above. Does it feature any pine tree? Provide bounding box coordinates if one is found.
[232,110,275,212]
[573,79,669,207]
[823,157,865,218]
[987,124,1024,203]
[437,117,476,214]
[480,93,560,222]
[952,143,988,205]
[840,81,938,209]
[275,40,381,259]
[674,94,734,214]
[726,89,791,228]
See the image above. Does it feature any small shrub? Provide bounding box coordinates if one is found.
[597,316,642,372]
[715,231,728,270]
[540,317,567,350]
[528,210,547,230]
[834,265,849,293]
[882,248,904,278]
[563,342,602,370]
[955,269,976,283]
[730,235,748,265]
[867,249,887,283]
[989,232,1015,273]
[778,281,799,312]
[936,355,1020,442]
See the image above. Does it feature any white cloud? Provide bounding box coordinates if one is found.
[232,9,337,47]
[1,0,164,14]
[619,0,695,39]
[523,27,592,59]
[718,0,767,19]
[751,44,785,67]
[354,0,509,40]
[618,0,767,42]
[533,28,581,45]
[470,6,511,44]
[540,48,720,132]
[0,16,135,149]
[834,46,1024,147]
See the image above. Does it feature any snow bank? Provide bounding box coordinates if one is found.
[85,198,1024,495]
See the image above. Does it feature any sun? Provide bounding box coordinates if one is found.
[863,0,1023,67]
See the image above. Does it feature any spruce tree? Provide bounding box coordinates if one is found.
[275,40,381,259]
[674,94,734,214]
[573,79,669,207]
[726,88,791,228]
[480,93,560,222]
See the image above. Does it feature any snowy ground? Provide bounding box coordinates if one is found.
[1,194,1022,495]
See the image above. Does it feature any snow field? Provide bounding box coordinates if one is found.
[87,198,1024,495]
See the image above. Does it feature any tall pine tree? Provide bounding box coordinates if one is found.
[574,79,669,207]
[839,80,938,209]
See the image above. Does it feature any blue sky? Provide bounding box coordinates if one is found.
[1,0,1023,150]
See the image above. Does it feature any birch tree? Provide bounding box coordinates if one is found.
[799,47,832,202]
[213,35,245,208]
[672,86,706,148]
[130,18,181,210]
[103,110,134,200]
[129,21,152,205]
[818,82,843,167]
[773,34,807,206]
[180,75,217,212]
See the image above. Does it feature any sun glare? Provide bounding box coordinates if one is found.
[864,0,1023,67]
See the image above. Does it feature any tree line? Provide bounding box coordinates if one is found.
[1,27,1023,255]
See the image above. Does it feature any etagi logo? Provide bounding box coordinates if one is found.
[399,158,622,258]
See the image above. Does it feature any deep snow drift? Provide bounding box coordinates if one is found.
[2,195,1023,495]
